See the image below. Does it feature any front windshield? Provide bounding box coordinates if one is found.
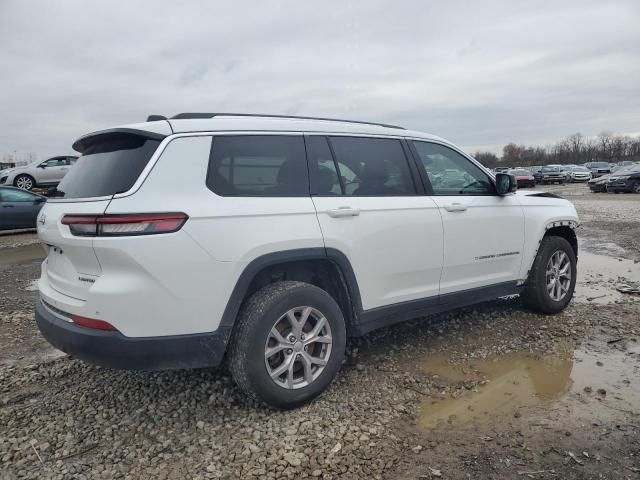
[572,167,589,172]
[542,166,559,172]
[591,162,609,168]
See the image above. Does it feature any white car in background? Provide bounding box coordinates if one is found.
[0,156,78,190]
[568,166,592,182]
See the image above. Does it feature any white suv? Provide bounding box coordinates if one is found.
[0,156,78,190]
[35,114,579,408]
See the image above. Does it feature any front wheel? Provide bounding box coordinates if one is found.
[14,174,35,190]
[229,281,346,409]
[521,236,577,314]
[632,181,640,194]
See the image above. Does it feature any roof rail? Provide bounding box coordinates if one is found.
[168,112,405,130]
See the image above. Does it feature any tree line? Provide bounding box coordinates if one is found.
[474,132,640,168]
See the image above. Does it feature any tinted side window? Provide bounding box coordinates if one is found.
[0,189,38,202]
[306,136,342,195]
[412,141,495,195]
[328,137,415,196]
[207,136,308,196]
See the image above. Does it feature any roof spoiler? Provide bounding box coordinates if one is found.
[72,128,167,153]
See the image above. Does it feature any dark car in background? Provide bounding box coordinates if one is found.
[585,161,611,178]
[606,164,640,193]
[538,165,565,184]
[509,168,536,188]
[0,186,47,230]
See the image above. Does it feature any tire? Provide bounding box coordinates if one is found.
[632,181,640,194]
[521,236,576,314]
[14,174,35,190]
[229,281,346,409]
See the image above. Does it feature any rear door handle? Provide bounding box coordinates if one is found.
[444,203,467,212]
[327,206,360,218]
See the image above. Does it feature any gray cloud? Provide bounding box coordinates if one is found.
[0,0,638,160]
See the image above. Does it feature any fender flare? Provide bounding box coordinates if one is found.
[521,219,579,283]
[218,247,363,330]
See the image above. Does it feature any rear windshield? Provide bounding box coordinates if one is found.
[56,133,160,199]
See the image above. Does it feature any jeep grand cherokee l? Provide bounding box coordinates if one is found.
[35,113,579,409]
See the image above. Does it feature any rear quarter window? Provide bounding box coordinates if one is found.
[206,135,308,196]
[56,133,160,199]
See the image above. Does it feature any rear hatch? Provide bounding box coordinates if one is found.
[38,131,164,300]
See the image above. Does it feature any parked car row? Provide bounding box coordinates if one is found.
[491,160,640,189]
[588,163,640,193]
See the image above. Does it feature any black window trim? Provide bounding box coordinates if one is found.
[305,134,421,197]
[206,133,310,198]
[407,138,499,197]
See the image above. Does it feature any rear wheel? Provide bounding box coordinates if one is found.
[521,236,576,314]
[229,281,346,409]
[632,181,640,194]
[14,174,34,190]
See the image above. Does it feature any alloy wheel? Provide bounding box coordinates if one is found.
[264,306,332,389]
[15,176,33,190]
[545,250,572,301]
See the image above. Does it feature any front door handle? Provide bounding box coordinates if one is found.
[327,206,360,218]
[444,203,467,212]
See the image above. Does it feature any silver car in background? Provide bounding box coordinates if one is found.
[569,166,592,182]
[0,156,78,190]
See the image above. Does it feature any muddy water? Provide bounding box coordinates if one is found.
[574,248,640,304]
[417,346,640,429]
[0,243,45,270]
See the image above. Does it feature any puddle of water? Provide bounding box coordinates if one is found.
[418,347,640,429]
[575,249,640,304]
[0,243,46,270]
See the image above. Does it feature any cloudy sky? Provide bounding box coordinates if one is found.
[1,0,639,160]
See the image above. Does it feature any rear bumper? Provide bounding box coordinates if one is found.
[35,299,229,370]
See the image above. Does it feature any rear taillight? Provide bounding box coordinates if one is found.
[62,213,188,237]
[71,314,118,331]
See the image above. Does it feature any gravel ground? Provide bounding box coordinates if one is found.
[1,184,639,479]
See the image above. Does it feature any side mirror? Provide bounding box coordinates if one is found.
[38,163,46,169]
[496,173,517,195]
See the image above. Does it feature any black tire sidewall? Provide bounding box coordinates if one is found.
[533,237,577,313]
[238,284,346,409]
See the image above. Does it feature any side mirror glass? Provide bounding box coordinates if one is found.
[496,173,517,195]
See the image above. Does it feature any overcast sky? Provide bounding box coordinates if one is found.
[1,0,639,160]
